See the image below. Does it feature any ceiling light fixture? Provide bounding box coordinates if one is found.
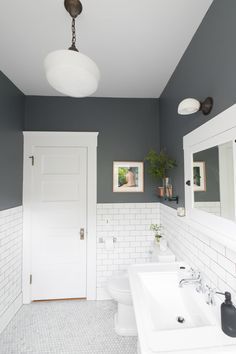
[44,0,100,97]
[178,97,213,116]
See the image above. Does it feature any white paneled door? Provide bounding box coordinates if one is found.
[31,147,87,300]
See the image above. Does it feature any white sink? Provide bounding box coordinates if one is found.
[139,271,216,331]
[129,263,236,353]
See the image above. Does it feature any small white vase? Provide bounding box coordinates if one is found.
[159,238,168,251]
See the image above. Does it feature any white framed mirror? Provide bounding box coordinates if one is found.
[184,104,236,250]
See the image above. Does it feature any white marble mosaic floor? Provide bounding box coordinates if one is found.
[0,300,137,354]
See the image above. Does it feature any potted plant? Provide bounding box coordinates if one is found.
[150,224,163,243]
[145,149,176,197]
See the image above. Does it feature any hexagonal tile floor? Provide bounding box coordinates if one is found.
[0,300,137,354]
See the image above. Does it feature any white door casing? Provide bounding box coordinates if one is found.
[23,132,98,303]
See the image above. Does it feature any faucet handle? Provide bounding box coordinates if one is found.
[196,276,206,293]
[205,285,216,306]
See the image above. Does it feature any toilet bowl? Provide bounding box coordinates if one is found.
[107,273,137,336]
[107,244,176,336]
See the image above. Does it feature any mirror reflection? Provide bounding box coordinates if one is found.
[193,142,235,221]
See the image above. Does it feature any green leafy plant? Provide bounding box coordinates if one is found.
[145,149,176,180]
[150,224,163,242]
[118,167,128,186]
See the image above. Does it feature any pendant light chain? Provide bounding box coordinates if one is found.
[69,17,79,51]
[72,18,76,47]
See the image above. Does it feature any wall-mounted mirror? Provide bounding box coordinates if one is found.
[184,104,236,247]
[193,142,235,221]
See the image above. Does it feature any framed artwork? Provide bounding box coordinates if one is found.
[113,161,144,193]
[193,161,206,192]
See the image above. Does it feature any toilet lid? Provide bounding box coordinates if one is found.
[108,275,130,293]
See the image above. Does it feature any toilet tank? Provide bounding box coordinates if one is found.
[151,242,176,263]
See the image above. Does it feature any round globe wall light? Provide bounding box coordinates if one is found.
[178,97,213,116]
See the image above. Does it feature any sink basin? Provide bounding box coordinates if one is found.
[129,263,236,353]
[139,271,216,331]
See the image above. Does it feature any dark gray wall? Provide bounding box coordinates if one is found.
[0,71,24,211]
[24,97,160,203]
[160,0,236,207]
[194,146,220,202]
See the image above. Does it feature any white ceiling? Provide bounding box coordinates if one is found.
[0,0,213,98]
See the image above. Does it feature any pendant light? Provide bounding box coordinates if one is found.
[44,0,100,97]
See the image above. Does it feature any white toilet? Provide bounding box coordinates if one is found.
[107,243,176,336]
[107,273,136,336]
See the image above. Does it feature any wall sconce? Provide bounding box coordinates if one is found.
[178,97,213,116]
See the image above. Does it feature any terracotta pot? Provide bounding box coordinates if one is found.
[158,186,164,197]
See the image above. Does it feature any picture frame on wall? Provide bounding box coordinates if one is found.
[193,161,206,192]
[113,161,144,193]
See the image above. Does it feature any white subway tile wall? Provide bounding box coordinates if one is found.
[96,203,160,299]
[1,202,235,325]
[161,204,236,300]
[194,202,221,217]
[0,206,23,331]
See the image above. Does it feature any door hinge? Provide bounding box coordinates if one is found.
[30,274,32,285]
[29,156,35,166]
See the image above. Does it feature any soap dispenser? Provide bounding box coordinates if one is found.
[220,292,236,337]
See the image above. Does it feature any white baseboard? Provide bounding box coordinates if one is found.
[96,287,112,300]
[0,293,23,334]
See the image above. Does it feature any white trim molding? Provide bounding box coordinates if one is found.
[22,132,98,303]
[183,104,236,251]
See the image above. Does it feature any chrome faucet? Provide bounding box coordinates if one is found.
[179,269,218,306]
[179,269,203,292]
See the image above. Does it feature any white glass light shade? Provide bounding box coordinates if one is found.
[44,50,100,97]
[178,98,201,115]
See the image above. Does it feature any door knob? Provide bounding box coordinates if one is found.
[80,228,85,240]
